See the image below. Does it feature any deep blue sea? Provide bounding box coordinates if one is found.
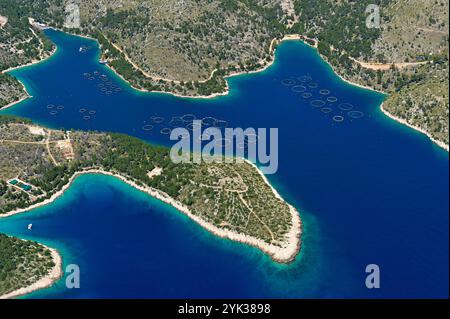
[0,29,448,298]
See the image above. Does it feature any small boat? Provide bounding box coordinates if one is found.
[99,59,108,64]
[27,223,33,230]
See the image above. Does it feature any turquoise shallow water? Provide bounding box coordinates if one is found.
[0,29,448,298]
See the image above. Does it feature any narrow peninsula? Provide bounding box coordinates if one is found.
[0,234,62,299]
[1,0,448,149]
[0,115,302,264]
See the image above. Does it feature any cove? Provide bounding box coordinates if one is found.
[0,29,448,298]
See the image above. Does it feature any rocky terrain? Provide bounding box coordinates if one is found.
[0,115,297,250]
[0,234,55,297]
[292,0,449,149]
[0,0,448,148]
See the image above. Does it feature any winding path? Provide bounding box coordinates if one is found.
[349,56,429,71]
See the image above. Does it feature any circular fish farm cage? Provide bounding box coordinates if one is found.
[181,114,197,122]
[169,117,185,127]
[214,120,228,128]
[291,85,307,93]
[201,117,217,126]
[301,92,313,99]
[281,78,296,86]
[298,75,313,83]
[150,116,165,124]
[310,99,326,108]
[338,103,354,111]
[142,124,154,131]
[326,96,338,103]
[348,110,365,119]
[160,128,172,135]
[332,115,345,122]
[321,107,333,114]
[308,82,319,89]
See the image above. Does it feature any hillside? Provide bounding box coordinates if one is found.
[0,1,54,108]
[1,0,290,97]
[291,0,449,149]
[0,234,55,297]
[0,0,448,148]
[0,115,300,261]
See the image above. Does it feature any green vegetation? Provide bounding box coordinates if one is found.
[0,73,26,107]
[0,115,293,246]
[383,61,449,145]
[79,0,286,96]
[292,0,382,58]
[1,0,288,98]
[0,1,55,109]
[0,234,54,296]
[290,0,449,148]
[0,0,447,144]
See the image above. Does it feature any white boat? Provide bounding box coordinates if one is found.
[27,223,33,230]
